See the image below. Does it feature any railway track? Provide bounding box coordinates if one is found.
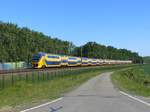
[0,64,131,75]
[0,67,61,75]
[0,66,104,75]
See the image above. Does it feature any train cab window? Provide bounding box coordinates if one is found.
[32,54,41,62]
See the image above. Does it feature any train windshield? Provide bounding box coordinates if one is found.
[32,54,42,62]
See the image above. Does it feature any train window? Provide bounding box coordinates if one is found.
[82,58,87,60]
[69,57,77,60]
[32,55,41,59]
[48,56,59,59]
[62,60,68,63]
[78,60,81,62]
[32,54,41,62]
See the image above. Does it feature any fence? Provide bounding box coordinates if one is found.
[0,64,134,90]
[0,67,101,90]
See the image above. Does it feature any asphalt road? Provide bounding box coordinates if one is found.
[23,72,150,112]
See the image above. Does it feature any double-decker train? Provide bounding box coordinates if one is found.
[32,52,132,69]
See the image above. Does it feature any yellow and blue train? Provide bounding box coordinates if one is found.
[32,52,132,69]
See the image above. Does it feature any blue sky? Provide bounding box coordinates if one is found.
[0,0,150,56]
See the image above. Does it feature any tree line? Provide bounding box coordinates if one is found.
[0,21,143,63]
[74,42,143,63]
[0,21,75,63]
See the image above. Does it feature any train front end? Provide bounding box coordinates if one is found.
[32,52,45,68]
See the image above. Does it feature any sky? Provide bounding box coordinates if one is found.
[0,0,150,56]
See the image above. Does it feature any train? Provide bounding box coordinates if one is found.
[32,52,132,69]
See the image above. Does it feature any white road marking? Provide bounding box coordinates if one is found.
[120,91,150,106]
[20,97,63,112]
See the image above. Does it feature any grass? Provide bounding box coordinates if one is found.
[0,64,135,112]
[111,64,150,97]
[140,64,150,74]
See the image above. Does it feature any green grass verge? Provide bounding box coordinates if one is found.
[111,65,150,97]
[140,64,150,74]
[0,64,135,112]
